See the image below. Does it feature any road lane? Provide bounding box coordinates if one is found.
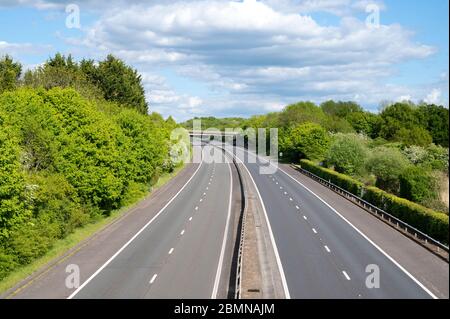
[72,147,233,299]
[229,145,433,299]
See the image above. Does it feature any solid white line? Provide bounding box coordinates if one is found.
[211,151,233,299]
[312,228,317,234]
[274,161,438,299]
[324,245,331,253]
[149,274,158,284]
[242,146,437,299]
[180,229,185,235]
[68,149,205,299]
[225,146,291,299]
[168,248,174,255]
[342,271,351,281]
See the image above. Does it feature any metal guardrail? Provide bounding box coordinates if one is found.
[292,164,449,261]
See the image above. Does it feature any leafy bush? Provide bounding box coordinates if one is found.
[281,123,330,161]
[325,134,368,176]
[399,166,438,204]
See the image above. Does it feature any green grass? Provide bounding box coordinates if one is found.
[0,163,186,296]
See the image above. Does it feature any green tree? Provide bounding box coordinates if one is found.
[89,55,148,114]
[417,104,449,147]
[366,146,409,193]
[325,134,368,176]
[278,102,325,128]
[281,123,330,161]
[0,55,22,93]
[320,100,363,118]
[346,111,381,138]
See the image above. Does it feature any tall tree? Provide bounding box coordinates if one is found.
[0,55,22,93]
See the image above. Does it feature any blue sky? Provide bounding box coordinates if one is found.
[0,0,448,120]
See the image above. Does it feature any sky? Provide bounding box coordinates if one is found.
[0,0,448,121]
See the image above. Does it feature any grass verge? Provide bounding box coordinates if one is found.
[0,163,186,296]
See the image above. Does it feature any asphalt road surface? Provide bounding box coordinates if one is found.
[70,146,233,299]
[227,144,438,299]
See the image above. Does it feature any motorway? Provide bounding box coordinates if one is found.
[226,144,440,299]
[69,146,233,298]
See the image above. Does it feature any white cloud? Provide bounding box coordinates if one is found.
[424,88,442,105]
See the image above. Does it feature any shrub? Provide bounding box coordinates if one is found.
[325,134,368,176]
[399,166,438,204]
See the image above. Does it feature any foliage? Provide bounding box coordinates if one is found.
[325,134,368,176]
[320,100,363,118]
[0,55,22,94]
[280,123,330,161]
[366,146,409,194]
[399,166,438,204]
[417,104,449,147]
[0,87,173,280]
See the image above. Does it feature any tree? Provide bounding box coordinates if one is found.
[281,123,330,161]
[278,102,325,128]
[0,55,22,93]
[394,126,432,146]
[325,134,368,176]
[346,111,381,138]
[89,55,148,114]
[366,146,409,194]
[320,100,363,118]
[417,104,449,147]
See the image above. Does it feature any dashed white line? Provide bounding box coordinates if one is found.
[283,191,287,195]
[312,228,317,234]
[200,198,203,202]
[303,216,307,220]
[180,229,185,235]
[342,271,351,280]
[289,198,293,201]
[149,274,158,284]
[195,206,199,210]
[324,245,331,253]
[189,216,193,221]
[168,248,174,255]
[203,192,206,195]
[295,205,300,210]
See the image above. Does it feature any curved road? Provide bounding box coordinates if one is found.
[228,145,435,299]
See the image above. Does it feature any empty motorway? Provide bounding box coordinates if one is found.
[224,144,448,299]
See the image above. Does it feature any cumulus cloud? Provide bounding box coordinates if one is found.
[2,0,446,119]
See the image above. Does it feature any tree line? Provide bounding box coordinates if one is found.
[0,54,177,280]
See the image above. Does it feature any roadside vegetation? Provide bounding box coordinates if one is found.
[183,100,449,243]
[0,54,179,282]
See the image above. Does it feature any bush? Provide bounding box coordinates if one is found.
[325,134,368,176]
[281,123,330,161]
[399,166,438,204]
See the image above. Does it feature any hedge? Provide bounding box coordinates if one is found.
[299,159,449,244]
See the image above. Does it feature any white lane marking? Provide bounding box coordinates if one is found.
[295,205,300,210]
[280,186,283,189]
[168,248,174,255]
[149,274,158,284]
[224,147,291,299]
[289,197,293,201]
[276,182,278,185]
[312,228,317,234]
[180,229,185,235]
[211,149,234,299]
[195,206,199,210]
[203,192,206,195]
[342,271,351,280]
[206,187,209,190]
[324,245,331,253]
[200,198,203,202]
[189,216,193,221]
[284,191,287,195]
[68,148,205,299]
[269,158,438,299]
[303,216,307,220]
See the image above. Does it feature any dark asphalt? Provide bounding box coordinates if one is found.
[229,145,435,299]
